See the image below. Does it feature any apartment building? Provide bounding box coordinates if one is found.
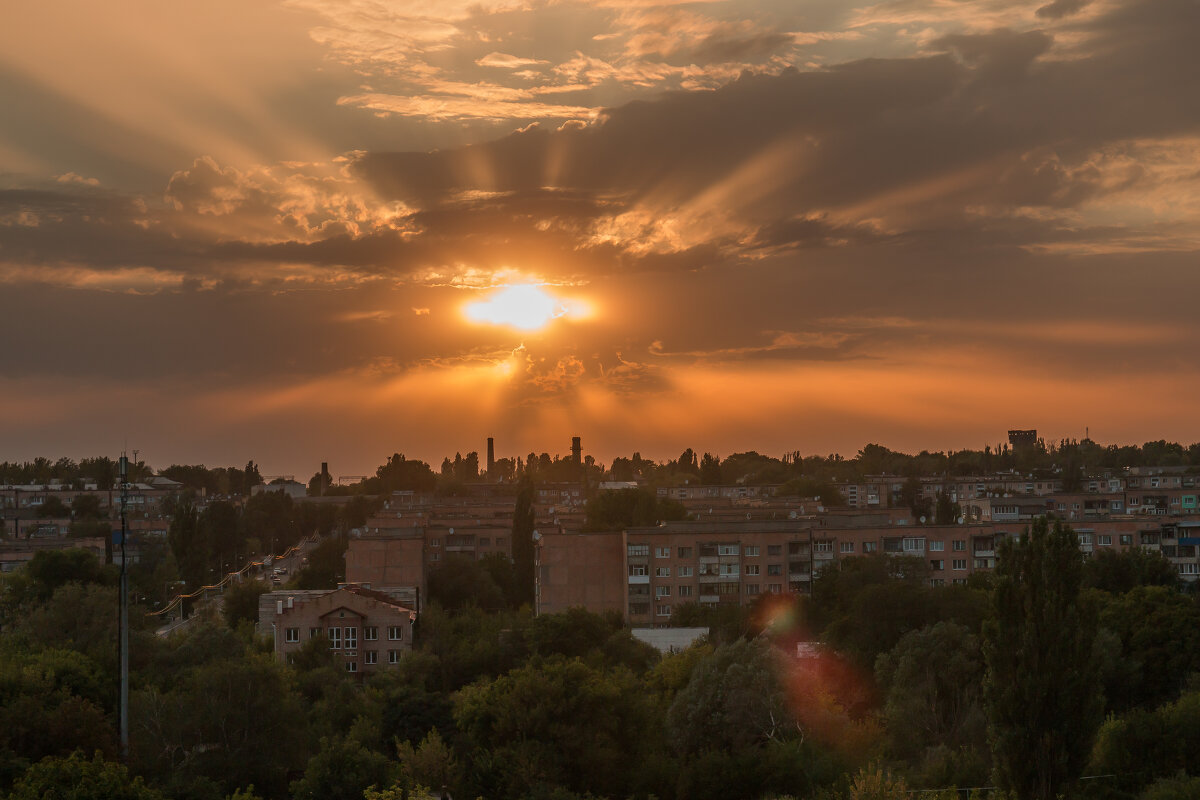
[259,585,417,674]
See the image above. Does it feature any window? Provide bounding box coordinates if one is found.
[745,564,760,576]
[952,559,967,570]
[309,627,321,639]
[656,604,672,616]
[815,541,833,552]
[1098,535,1112,546]
[655,586,671,597]
[678,585,693,597]
[430,538,440,547]
[478,537,490,546]
[719,563,739,577]
[929,578,945,586]
[655,567,671,577]
[388,650,400,664]
[496,537,506,547]
[744,545,760,557]
[863,541,877,553]
[388,626,403,641]
[628,544,649,557]
[929,541,945,551]
[629,564,648,576]
[767,545,782,555]
[930,560,944,571]
[655,546,670,558]
[430,552,440,562]
[364,626,378,641]
[677,546,693,558]
[366,650,377,665]
[768,584,782,593]
[678,566,694,577]
[344,627,357,650]
[902,537,925,552]
[1180,564,1199,575]
[629,603,649,615]
[745,583,760,594]
[767,564,782,575]
[1120,534,1133,545]
[346,662,358,673]
[953,540,966,551]
[718,544,740,556]
[840,542,854,554]
[285,628,299,643]
[952,578,968,586]
[328,627,341,648]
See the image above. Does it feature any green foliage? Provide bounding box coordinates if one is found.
[582,487,687,531]
[1090,691,1200,796]
[1084,547,1180,594]
[130,653,307,798]
[667,639,794,756]
[394,729,460,794]
[511,476,536,607]
[427,555,508,612]
[1098,585,1200,712]
[455,655,657,799]
[35,495,70,518]
[290,736,393,800]
[222,579,270,629]
[8,752,165,800]
[984,518,1104,800]
[365,453,438,494]
[292,533,346,590]
[777,477,847,506]
[1139,773,1200,800]
[0,651,117,790]
[875,622,988,786]
[19,548,114,602]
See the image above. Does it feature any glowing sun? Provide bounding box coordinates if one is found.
[465,284,567,330]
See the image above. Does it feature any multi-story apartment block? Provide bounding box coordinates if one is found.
[259,585,417,674]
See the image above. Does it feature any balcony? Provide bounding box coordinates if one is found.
[698,595,720,603]
[974,549,995,558]
[789,572,812,582]
[814,551,834,561]
[628,575,650,585]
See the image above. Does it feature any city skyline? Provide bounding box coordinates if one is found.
[2,0,1199,476]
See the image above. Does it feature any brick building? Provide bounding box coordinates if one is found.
[259,585,417,674]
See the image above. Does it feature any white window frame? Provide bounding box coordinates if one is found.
[388,625,402,641]
[366,650,378,665]
[344,627,358,650]
[328,627,341,648]
[285,628,299,643]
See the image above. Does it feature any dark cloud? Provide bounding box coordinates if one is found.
[1036,0,1092,19]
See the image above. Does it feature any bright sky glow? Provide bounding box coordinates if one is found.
[465,285,566,330]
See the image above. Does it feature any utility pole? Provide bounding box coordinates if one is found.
[118,454,130,759]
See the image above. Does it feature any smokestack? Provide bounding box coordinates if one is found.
[320,462,329,496]
[487,437,495,477]
[571,436,582,465]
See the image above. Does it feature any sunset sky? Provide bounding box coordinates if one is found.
[2,0,1199,476]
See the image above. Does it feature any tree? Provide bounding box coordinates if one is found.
[8,752,165,800]
[667,639,795,756]
[426,556,506,612]
[1084,547,1179,594]
[875,622,988,785]
[455,656,656,800]
[983,517,1103,800]
[290,736,392,800]
[700,453,723,485]
[222,580,270,629]
[1098,585,1200,712]
[582,488,686,531]
[510,476,536,607]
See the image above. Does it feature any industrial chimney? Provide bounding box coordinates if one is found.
[486,437,495,478]
[571,436,582,465]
